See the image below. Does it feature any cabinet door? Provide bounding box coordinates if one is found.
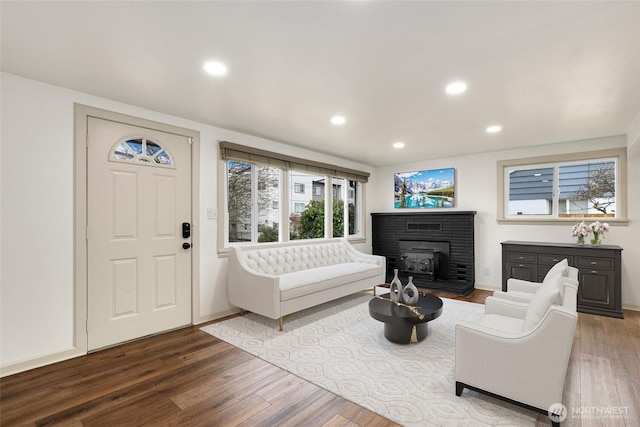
[578,270,615,310]
[506,262,538,282]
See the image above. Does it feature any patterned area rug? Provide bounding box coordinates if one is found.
[201,293,537,426]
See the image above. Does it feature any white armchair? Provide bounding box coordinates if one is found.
[455,275,578,426]
[494,259,578,304]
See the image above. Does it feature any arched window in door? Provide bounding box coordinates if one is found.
[110,137,174,167]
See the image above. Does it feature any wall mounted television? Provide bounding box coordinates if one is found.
[394,168,455,208]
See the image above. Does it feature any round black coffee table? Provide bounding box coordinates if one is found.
[369,293,443,344]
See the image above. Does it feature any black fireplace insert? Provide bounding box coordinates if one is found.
[399,240,450,282]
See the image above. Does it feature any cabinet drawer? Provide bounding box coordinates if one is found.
[505,262,538,282]
[539,254,570,266]
[506,252,537,263]
[577,257,614,270]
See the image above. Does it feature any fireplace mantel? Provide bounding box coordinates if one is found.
[371,211,476,295]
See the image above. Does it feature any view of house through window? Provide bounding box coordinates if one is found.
[222,141,368,245]
[227,161,281,243]
[226,161,364,244]
[331,177,360,237]
[506,158,617,219]
[289,171,325,240]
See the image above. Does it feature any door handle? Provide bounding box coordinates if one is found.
[182,222,191,239]
[183,242,191,250]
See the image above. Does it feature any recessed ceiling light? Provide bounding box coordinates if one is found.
[445,81,467,95]
[486,125,502,133]
[204,61,228,76]
[393,142,405,149]
[330,116,346,125]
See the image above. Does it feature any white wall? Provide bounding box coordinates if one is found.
[370,135,640,311]
[0,73,373,372]
[629,111,640,150]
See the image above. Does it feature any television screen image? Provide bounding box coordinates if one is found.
[394,168,455,208]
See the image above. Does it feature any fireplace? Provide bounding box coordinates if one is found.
[371,211,475,295]
[399,240,449,282]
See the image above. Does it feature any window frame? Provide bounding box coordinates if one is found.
[497,148,628,224]
[294,202,306,213]
[217,142,368,254]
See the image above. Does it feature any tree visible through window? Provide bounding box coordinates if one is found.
[500,150,624,221]
[221,141,368,245]
[227,161,280,242]
[563,162,615,216]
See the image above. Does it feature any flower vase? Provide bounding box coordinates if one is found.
[389,269,403,303]
[402,276,419,305]
[577,235,585,246]
[591,232,601,246]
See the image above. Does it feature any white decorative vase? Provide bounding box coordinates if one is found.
[402,276,419,305]
[389,269,403,303]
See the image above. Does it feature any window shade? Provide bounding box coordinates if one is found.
[220,141,370,183]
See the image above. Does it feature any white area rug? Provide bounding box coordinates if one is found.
[201,293,537,426]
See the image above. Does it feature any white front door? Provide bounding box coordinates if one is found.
[87,117,192,351]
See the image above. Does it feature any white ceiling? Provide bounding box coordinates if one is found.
[2,1,639,167]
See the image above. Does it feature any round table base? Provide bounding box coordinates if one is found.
[384,322,428,344]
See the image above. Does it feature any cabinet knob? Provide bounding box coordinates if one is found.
[518,264,524,268]
[518,256,524,260]
[590,261,598,265]
[591,270,598,274]
[552,259,559,262]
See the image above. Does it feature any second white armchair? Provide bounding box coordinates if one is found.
[495,258,578,304]
[455,275,578,427]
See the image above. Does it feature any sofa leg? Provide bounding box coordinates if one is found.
[240,309,245,316]
[279,316,284,331]
[455,382,464,396]
[373,286,377,296]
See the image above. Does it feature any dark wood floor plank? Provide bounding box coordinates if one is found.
[79,391,182,427]
[323,414,360,427]
[186,394,272,427]
[253,372,309,403]
[579,313,609,358]
[220,358,289,400]
[236,386,328,427]
[615,379,640,427]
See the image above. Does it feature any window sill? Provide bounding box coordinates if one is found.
[497,218,628,226]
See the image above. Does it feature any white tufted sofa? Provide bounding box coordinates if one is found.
[227,238,385,330]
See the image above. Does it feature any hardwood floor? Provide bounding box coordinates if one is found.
[1,288,638,427]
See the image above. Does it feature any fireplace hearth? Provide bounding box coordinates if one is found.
[372,211,475,295]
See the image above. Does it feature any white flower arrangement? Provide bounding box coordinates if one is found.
[571,221,591,238]
[572,220,609,245]
[589,220,610,235]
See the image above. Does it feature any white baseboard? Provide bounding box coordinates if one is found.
[473,283,499,292]
[0,347,84,378]
[193,308,241,325]
[622,304,640,312]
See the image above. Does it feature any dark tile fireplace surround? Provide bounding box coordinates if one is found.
[371,211,476,295]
